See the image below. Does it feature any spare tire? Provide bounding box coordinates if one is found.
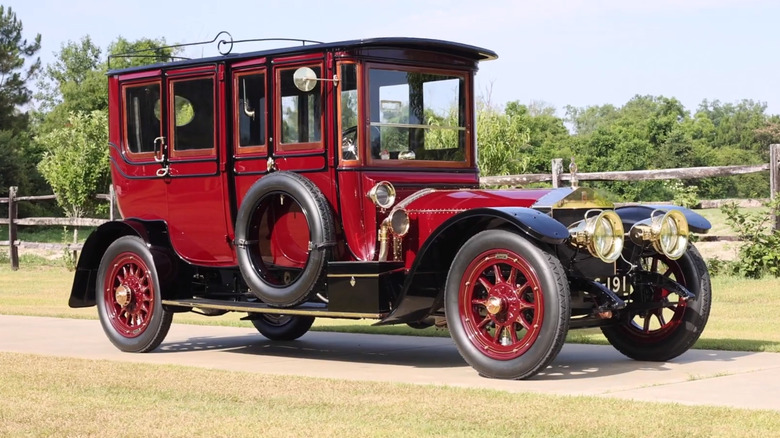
[235,171,334,307]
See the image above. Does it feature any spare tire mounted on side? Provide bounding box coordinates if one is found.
[235,171,334,307]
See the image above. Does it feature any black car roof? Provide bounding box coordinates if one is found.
[108,37,498,75]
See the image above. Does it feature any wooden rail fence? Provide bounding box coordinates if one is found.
[2,145,779,269]
[1,187,114,270]
[480,144,780,231]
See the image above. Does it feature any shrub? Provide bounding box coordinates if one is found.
[721,199,780,278]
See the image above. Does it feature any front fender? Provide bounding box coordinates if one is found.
[377,207,567,325]
[615,205,711,233]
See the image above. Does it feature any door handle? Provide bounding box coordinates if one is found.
[154,136,167,163]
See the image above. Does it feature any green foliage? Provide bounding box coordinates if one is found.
[107,36,177,70]
[721,200,780,278]
[36,110,109,218]
[663,180,700,208]
[476,103,530,176]
[705,257,732,277]
[0,6,51,216]
[0,5,40,131]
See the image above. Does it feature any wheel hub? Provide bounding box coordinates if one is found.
[114,284,131,307]
[485,296,503,315]
[486,284,522,324]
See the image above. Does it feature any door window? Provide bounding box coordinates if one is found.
[169,77,215,156]
[123,82,161,157]
[234,71,267,153]
[276,64,323,152]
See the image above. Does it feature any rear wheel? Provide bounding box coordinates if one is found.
[250,314,315,341]
[96,236,172,352]
[602,245,711,361]
[445,230,569,379]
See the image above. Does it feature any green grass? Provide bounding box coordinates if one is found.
[1,265,779,352]
[2,352,779,438]
[0,225,95,244]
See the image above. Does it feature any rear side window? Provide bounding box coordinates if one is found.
[170,77,215,153]
[124,83,161,155]
[235,71,267,151]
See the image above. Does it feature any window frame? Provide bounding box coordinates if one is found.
[274,61,326,153]
[233,68,268,156]
[363,62,473,169]
[167,74,218,159]
[337,61,361,165]
[121,79,162,162]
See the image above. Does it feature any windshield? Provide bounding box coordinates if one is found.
[367,66,468,164]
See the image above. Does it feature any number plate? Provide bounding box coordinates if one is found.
[600,276,631,294]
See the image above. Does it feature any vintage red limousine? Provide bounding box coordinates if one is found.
[69,34,712,379]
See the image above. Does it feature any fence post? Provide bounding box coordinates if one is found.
[771,144,780,231]
[8,186,18,270]
[109,185,115,222]
[551,158,563,188]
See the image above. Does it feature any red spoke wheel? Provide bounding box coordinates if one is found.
[602,245,711,362]
[460,249,544,359]
[446,230,569,380]
[96,236,172,352]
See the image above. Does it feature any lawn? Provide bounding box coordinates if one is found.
[2,352,779,438]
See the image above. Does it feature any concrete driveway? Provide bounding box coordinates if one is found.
[1,314,778,411]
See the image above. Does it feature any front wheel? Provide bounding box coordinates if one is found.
[96,236,172,352]
[602,245,711,361]
[445,230,570,380]
[250,314,315,341]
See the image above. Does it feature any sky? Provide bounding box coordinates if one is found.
[8,0,780,116]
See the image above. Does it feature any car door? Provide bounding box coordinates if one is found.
[162,64,234,266]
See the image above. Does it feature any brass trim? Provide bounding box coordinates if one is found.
[162,299,384,319]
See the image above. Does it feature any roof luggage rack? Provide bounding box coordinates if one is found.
[108,31,323,68]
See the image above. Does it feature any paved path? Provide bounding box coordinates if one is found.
[1,314,778,411]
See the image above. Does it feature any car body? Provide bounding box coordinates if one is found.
[70,35,712,379]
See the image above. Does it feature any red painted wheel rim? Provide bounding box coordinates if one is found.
[458,249,544,360]
[623,255,688,343]
[102,252,155,338]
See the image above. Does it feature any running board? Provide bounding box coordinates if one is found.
[162,298,386,320]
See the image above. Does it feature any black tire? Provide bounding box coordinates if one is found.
[601,245,711,361]
[96,236,172,352]
[235,171,335,307]
[445,230,570,380]
[250,314,315,341]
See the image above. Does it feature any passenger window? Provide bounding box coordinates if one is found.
[124,83,160,155]
[278,65,322,149]
[235,72,266,150]
[170,78,214,153]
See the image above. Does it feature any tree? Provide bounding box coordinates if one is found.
[476,102,530,176]
[0,5,44,215]
[37,110,109,219]
[36,36,104,120]
[0,5,40,131]
[107,36,176,70]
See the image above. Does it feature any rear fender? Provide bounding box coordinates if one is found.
[377,207,567,325]
[69,220,175,308]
